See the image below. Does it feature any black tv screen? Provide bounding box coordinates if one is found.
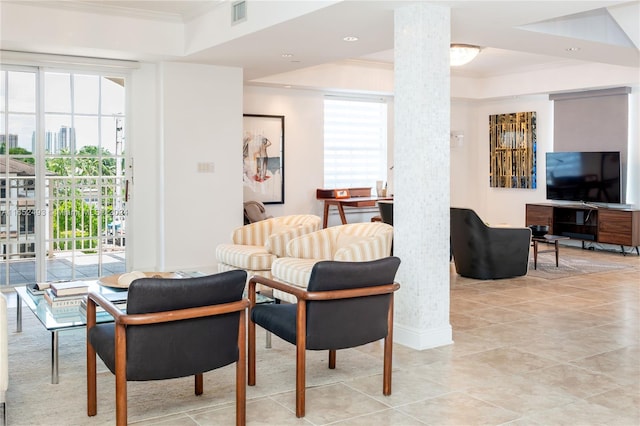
[546,151,622,204]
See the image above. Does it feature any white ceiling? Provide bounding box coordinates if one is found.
[6,1,640,81]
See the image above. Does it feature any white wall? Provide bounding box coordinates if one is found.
[244,86,395,226]
[244,74,638,230]
[243,89,555,229]
[244,86,337,223]
[128,63,161,271]
[463,95,554,226]
[129,61,637,273]
[129,62,243,271]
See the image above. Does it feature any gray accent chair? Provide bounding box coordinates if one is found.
[450,207,532,279]
[377,200,393,226]
[378,200,394,254]
[248,257,401,418]
[86,271,249,426]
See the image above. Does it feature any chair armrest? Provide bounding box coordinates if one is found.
[265,223,318,257]
[487,227,532,244]
[248,275,400,303]
[303,282,400,301]
[87,291,249,326]
[248,275,307,302]
[87,292,127,322]
[231,220,272,245]
[117,301,249,326]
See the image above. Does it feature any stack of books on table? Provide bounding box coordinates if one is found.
[79,291,128,317]
[26,282,51,296]
[43,281,91,309]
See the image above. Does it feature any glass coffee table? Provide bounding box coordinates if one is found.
[15,273,273,384]
[15,283,126,384]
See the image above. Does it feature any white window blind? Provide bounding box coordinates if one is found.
[323,97,387,189]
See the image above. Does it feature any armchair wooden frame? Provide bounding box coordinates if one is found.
[247,275,399,418]
[86,292,249,426]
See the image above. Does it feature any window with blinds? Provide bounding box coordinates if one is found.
[323,97,388,189]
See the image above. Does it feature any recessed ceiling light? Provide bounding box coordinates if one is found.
[343,36,359,42]
[281,53,293,58]
[566,47,581,52]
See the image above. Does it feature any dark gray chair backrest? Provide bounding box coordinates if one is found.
[125,270,246,380]
[305,257,400,350]
[378,201,393,226]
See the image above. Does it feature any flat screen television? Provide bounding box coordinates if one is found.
[546,151,622,204]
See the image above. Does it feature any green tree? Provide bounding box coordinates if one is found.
[76,146,116,176]
[45,148,73,174]
[46,145,123,252]
[52,199,99,250]
[1,145,36,165]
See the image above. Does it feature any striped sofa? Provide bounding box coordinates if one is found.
[271,222,394,302]
[215,215,322,282]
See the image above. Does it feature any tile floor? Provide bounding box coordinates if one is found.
[129,245,639,426]
[5,245,636,425]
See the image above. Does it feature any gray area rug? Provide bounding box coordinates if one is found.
[528,253,632,280]
[6,310,246,425]
[5,304,384,425]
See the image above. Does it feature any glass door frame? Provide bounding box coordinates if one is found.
[0,62,131,287]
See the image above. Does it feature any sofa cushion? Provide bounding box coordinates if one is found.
[215,244,275,271]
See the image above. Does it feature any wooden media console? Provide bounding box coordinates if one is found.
[526,203,640,255]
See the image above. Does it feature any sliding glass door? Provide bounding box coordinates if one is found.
[0,68,38,286]
[0,66,128,287]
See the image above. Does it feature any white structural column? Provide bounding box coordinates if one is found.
[393,4,453,350]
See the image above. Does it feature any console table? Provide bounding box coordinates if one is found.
[526,203,640,255]
[316,187,391,228]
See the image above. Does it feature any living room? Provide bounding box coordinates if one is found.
[2,2,640,341]
[1,1,639,424]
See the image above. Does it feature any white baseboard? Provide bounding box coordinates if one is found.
[393,322,453,350]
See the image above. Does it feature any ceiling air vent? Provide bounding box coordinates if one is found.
[232,1,247,25]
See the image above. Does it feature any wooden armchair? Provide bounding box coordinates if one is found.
[86,271,249,426]
[248,257,401,417]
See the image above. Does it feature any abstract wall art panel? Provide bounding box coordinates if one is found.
[489,111,537,189]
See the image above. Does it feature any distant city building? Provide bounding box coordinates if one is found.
[0,134,18,150]
[45,125,75,153]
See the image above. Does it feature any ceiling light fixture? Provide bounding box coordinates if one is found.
[343,36,359,42]
[281,53,293,58]
[450,43,481,66]
[565,47,581,52]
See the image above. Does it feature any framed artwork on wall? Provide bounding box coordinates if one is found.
[243,114,285,204]
[489,111,537,189]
